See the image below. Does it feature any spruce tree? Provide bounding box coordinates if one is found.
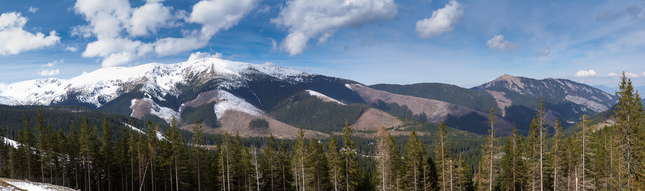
[613,72,644,190]
[434,122,450,191]
[341,121,358,191]
[478,107,498,191]
[328,135,343,191]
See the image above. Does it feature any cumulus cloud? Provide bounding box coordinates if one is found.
[187,51,222,61]
[574,70,597,78]
[38,60,62,76]
[0,12,60,55]
[28,6,39,13]
[273,0,397,56]
[486,35,519,51]
[73,0,257,67]
[415,0,464,38]
[538,46,550,56]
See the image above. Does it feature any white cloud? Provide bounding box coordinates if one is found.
[39,60,62,76]
[486,35,519,51]
[256,5,271,15]
[44,60,62,68]
[73,0,256,67]
[28,6,39,13]
[538,46,550,56]
[273,0,397,56]
[0,12,60,55]
[415,0,464,38]
[187,51,222,61]
[607,72,639,78]
[65,46,78,52]
[127,2,176,37]
[188,0,257,37]
[268,37,277,52]
[38,69,60,76]
[574,70,597,77]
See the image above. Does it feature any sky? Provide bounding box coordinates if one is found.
[0,0,644,89]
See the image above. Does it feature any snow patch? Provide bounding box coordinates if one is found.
[214,90,264,121]
[122,123,165,140]
[306,90,345,105]
[130,98,179,124]
[2,137,19,149]
[345,84,354,91]
[2,179,74,191]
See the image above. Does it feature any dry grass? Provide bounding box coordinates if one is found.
[181,110,329,140]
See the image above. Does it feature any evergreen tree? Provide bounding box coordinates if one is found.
[477,107,498,191]
[434,121,450,191]
[328,135,343,191]
[404,130,425,191]
[387,135,403,191]
[341,121,358,191]
[307,138,330,191]
[500,127,526,191]
[551,119,564,191]
[613,72,644,190]
[192,118,205,191]
[376,126,390,191]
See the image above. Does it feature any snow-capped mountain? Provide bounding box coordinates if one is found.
[0,57,306,108]
[0,57,363,128]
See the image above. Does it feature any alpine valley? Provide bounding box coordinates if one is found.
[0,57,618,138]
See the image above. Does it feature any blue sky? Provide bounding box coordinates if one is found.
[1,0,644,88]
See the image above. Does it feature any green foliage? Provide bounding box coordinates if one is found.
[248,118,269,130]
[370,83,500,114]
[271,91,368,133]
[180,102,218,128]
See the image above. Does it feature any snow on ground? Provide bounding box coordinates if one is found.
[0,57,308,108]
[214,90,265,121]
[130,98,180,125]
[306,90,345,105]
[2,137,19,149]
[122,123,166,140]
[1,178,77,191]
[345,84,354,91]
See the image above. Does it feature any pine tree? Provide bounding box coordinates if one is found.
[434,122,450,191]
[404,130,425,191]
[263,134,278,191]
[341,121,358,191]
[613,72,644,190]
[501,127,525,191]
[192,118,205,191]
[293,126,308,191]
[387,135,403,191]
[551,119,564,191]
[478,107,499,191]
[328,135,343,191]
[99,116,114,191]
[307,138,330,191]
[79,117,93,191]
[376,126,391,191]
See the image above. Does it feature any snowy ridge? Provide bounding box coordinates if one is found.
[306,90,345,105]
[214,90,265,121]
[0,57,308,108]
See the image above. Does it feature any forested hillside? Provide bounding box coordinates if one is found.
[0,74,640,191]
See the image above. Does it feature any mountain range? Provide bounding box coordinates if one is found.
[0,57,619,137]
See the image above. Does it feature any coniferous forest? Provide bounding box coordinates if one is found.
[0,73,643,191]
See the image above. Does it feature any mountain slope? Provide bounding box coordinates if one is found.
[473,74,617,122]
[369,83,500,114]
[348,84,515,135]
